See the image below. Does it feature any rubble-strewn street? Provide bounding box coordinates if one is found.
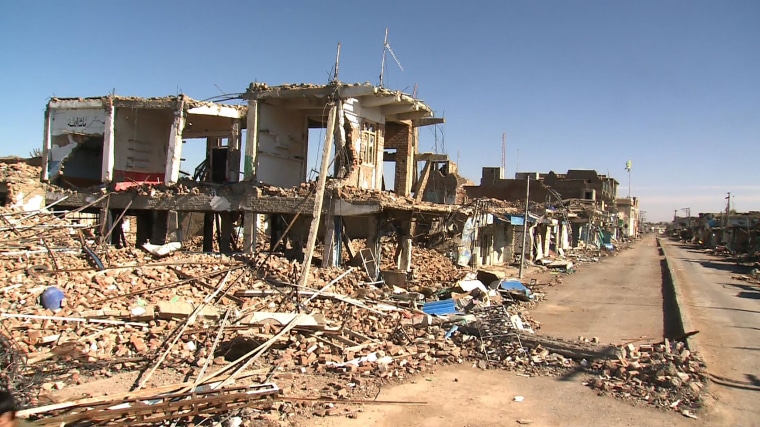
[0,160,713,426]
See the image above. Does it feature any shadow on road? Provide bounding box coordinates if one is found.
[732,325,760,331]
[660,259,686,339]
[730,346,760,352]
[737,291,760,300]
[720,283,760,300]
[695,305,760,315]
[709,373,760,392]
[679,257,752,274]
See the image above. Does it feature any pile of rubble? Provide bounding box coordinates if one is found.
[0,158,44,210]
[0,166,709,423]
[586,339,707,415]
[0,204,581,424]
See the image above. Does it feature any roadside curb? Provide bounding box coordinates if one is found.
[656,238,700,355]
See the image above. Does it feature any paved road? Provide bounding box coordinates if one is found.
[531,234,664,345]
[662,239,760,426]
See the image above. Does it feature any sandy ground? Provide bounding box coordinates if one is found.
[312,364,696,427]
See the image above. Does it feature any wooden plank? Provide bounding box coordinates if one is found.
[297,103,336,288]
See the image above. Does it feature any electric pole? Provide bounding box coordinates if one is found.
[519,175,531,279]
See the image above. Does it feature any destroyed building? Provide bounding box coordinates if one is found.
[615,197,640,239]
[39,84,507,280]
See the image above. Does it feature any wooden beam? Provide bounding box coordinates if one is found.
[297,103,337,287]
[413,160,433,202]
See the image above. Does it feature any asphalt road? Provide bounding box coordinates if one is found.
[662,239,760,426]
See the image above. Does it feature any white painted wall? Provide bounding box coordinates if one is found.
[113,108,172,176]
[256,104,307,187]
[50,108,106,138]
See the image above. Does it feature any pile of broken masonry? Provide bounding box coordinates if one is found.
[0,196,707,424]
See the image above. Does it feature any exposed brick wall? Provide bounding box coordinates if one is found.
[384,122,414,196]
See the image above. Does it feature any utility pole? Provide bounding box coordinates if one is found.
[725,192,731,225]
[518,175,531,279]
[501,133,506,176]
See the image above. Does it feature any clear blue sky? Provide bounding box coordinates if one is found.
[1,0,758,221]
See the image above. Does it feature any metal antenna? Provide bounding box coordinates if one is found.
[379,28,404,87]
[333,42,341,83]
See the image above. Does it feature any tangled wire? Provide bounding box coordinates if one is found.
[0,323,36,407]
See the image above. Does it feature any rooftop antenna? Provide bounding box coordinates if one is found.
[379,28,404,87]
[412,83,418,98]
[333,42,341,83]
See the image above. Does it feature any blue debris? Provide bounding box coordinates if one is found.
[422,299,462,316]
[444,325,459,339]
[497,279,534,300]
[40,286,65,310]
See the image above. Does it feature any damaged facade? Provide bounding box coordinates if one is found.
[40,84,503,281]
[463,167,630,264]
[35,82,632,280]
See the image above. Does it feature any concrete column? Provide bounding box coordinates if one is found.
[203,213,214,252]
[136,212,152,247]
[164,97,185,184]
[151,211,169,245]
[472,220,481,268]
[321,205,341,268]
[366,216,380,268]
[322,216,342,268]
[243,211,258,253]
[228,119,241,183]
[101,103,116,183]
[220,212,234,254]
[244,100,259,180]
[166,210,181,242]
[41,108,51,182]
[397,220,413,272]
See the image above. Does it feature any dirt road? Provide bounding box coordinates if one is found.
[661,240,760,426]
[531,234,664,345]
[314,364,693,427]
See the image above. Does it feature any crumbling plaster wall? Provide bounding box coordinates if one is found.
[113,108,172,182]
[255,104,308,187]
